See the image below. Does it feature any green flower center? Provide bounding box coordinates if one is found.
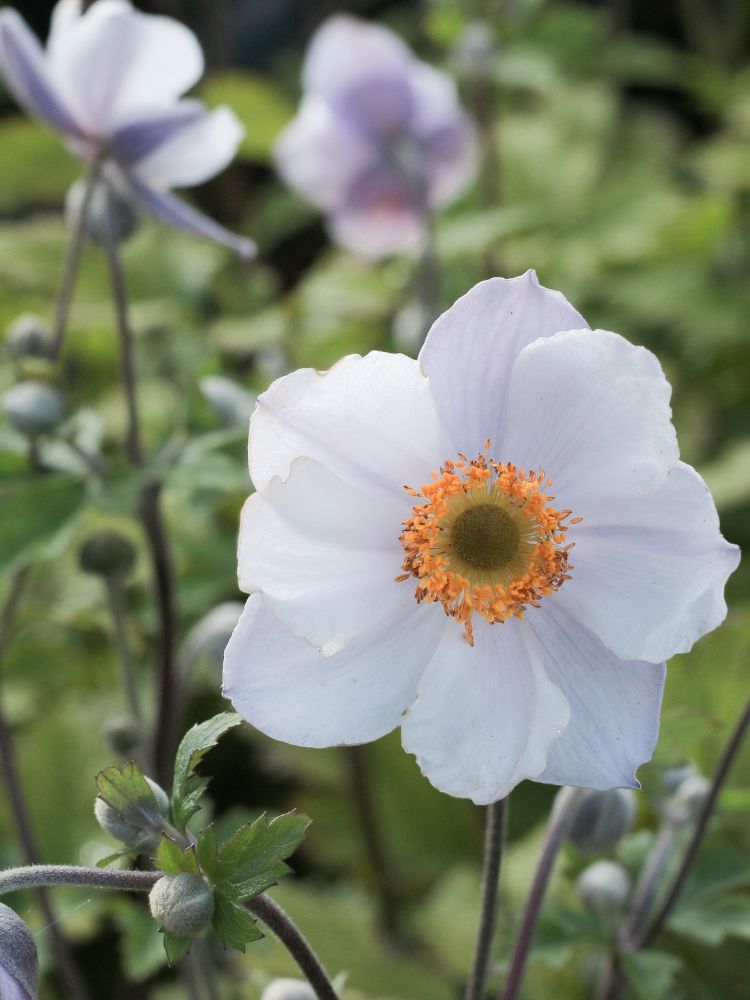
[450,504,521,571]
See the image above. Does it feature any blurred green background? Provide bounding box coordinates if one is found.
[1,0,749,997]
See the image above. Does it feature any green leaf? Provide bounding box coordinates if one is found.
[196,826,220,881]
[198,72,293,162]
[163,931,192,966]
[0,474,87,576]
[96,848,137,869]
[215,811,310,883]
[224,861,290,903]
[211,893,263,951]
[668,895,750,946]
[620,950,683,1000]
[155,835,201,876]
[95,762,165,832]
[0,119,79,212]
[171,713,241,829]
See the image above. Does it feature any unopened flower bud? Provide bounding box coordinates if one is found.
[576,860,631,916]
[261,979,316,1000]
[664,774,711,825]
[102,715,141,756]
[6,314,52,359]
[95,776,169,850]
[66,177,140,246]
[149,874,215,937]
[565,788,636,855]
[0,903,38,999]
[3,381,64,437]
[661,762,699,795]
[78,530,137,579]
[199,376,255,427]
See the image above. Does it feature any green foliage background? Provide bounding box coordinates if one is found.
[0,1,749,997]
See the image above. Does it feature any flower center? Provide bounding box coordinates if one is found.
[397,445,579,646]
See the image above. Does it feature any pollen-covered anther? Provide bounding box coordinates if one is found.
[398,449,576,645]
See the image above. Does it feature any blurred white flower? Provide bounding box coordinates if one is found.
[275,14,477,259]
[223,272,739,805]
[0,0,255,257]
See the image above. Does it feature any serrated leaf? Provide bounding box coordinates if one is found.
[96,848,137,869]
[225,861,290,903]
[171,713,241,829]
[668,895,750,946]
[155,835,200,876]
[620,950,683,1000]
[211,893,263,951]
[163,931,192,965]
[96,762,165,832]
[216,811,310,883]
[196,826,220,881]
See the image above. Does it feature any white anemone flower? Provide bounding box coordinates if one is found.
[0,0,255,257]
[223,273,740,805]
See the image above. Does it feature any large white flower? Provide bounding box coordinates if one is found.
[223,273,739,804]
[0,0,255,257]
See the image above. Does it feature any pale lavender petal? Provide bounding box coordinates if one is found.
[332,162,426,258]
[0,8,85,137]
[108,100,207,165]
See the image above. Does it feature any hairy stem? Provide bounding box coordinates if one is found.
[501,787,581,1000]
[465,798,508,1000]
[248,894,340,1000]
[0,865,158,895]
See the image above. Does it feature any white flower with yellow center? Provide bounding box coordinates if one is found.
[223,273,739,804]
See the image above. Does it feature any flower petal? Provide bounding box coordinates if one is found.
[108,100,207,167]
[527,601,665,789]
[418,272,588,458]
[47,0,203,132]
[401,617,570,804]
[555,461,740,662]
[0,8,85,137]
[331,163,425,258]
[238,457,410,654]
[502,328,679,509]
[123,174,256,259]
[223,594,443,748]
[249,351,453,497]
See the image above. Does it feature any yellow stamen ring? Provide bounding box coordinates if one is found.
[398,447,576,646]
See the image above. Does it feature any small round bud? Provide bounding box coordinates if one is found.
[565,788,636,855]
[661,762,699,796]
[261,979,316,1000]
[6,314,52,359]
[199,376,255,427]
[95,776,170,850]
[3,380,64,437]
[149,874,215,937]
[183,602,244,668]
[102,715,141,756]
[78,530,137,578]
[66,177,140,246]
[576,860,631,916]
[664,774,711,825]
[0,903,38,999]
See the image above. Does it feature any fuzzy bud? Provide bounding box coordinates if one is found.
[95,776,169,850]
[6,315,52,360]
[565,788,636,855]
[261,979,316,1000]
[3,381,64,437]
[66,177,140,246]
[102,715,141,756]
[0,903,38,999]
[199,376,255,427]
[664,774,711,825]
[149,874,215,937]
[78,530,137,579]
[576,860,631,916]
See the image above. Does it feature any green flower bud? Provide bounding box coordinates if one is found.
[149,874,215,938]
[665,774,711,825]
[261,979,316,1000]
[6,314,52,360]
[78,530,137,579]
[95,776,169,850]
[576,860,631,916]
[3,381,64,437]
[66,177,140,246]
[0,903,38,999]
[565,788,636,855]
[102,715,141,756]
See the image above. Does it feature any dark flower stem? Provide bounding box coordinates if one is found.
[465,797,508,1000]
[501,787,581,1000]
[0,570,91,1000]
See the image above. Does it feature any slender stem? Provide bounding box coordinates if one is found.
[0,865,158,895]
[501,787,581,1000]
[103,575,143,730]
[51,161,100,360]
[465,798,508,1000]
[620,823,677,945]
[343,745,402,940]
[248,894,340,1000]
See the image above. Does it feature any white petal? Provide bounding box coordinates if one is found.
[401,617,570,805]
[556,461,740,663]
[274,96,374,213]
[329,165,425,258]
[0,8,85,137]
[223,594,443,748]
[527,601,665,789]
[238,457,410,654]
[418,272,588,457]
[47,0,203,132]
[249,351,453,497]
[108,100,207,165]
[502,328,679,509]
[47,0,82,56]
[125,104,243,188]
